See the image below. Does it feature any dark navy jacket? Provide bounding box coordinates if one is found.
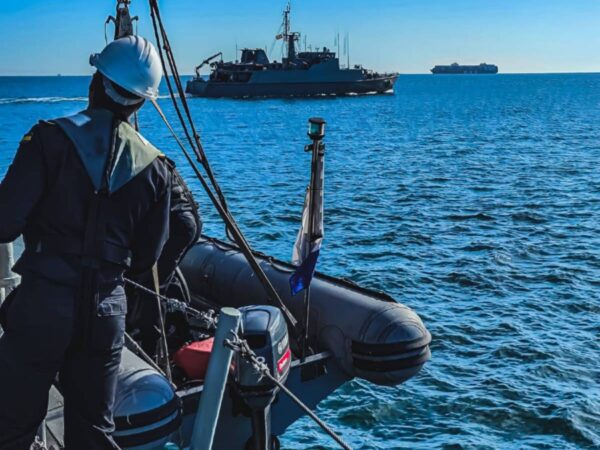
[0,116,171,286]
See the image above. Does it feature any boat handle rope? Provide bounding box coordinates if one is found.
[225,333,354,450]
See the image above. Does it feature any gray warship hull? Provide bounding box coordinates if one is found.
[186,75,398,98]
[187,3,398,99]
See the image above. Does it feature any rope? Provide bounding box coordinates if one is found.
[123,277,215,325]
[124,333,171,380]
[149,1,229,211]
[147,0,303,349]
[148,1,229,212]
[152,264,172,381]
[149,93,300,337]
[149,99,242,249]
[225,334,354,450]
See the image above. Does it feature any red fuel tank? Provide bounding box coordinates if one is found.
[173,338,214,380]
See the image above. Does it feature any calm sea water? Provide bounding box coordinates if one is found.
[1,74,599,449]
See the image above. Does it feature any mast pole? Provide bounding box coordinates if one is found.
[347,33,350,69]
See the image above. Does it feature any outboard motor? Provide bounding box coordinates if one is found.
[235,306,291,450]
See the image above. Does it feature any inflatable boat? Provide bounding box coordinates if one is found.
[23,234,432,449]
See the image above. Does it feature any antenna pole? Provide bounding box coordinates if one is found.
[347,33,350,69]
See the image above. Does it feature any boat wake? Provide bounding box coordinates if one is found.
[0,96,88,105]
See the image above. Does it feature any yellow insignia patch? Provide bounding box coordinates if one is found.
[20,134,32,143]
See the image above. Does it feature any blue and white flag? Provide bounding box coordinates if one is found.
[290,156,324,296]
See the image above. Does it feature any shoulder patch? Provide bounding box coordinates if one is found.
[20,133,33,144]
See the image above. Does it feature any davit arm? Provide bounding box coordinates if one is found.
[195,52,223,77]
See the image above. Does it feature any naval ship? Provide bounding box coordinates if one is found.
[431,62,498,74]
[186,4,398,98]
[0,1,431,449]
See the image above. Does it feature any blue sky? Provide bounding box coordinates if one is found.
[1,0,600,75]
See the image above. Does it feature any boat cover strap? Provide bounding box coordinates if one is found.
[114,409,182,448]
[114,396,181,430]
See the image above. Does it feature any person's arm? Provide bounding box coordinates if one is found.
[0,126,47,243]
[128,167,171,275]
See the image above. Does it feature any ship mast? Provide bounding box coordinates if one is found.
[282,2,300,63]
[105,0,138,40]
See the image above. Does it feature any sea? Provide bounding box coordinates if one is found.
[0,74,599,449]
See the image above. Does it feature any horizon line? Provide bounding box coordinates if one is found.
[1,71,600,77]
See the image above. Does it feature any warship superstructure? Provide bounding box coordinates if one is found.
[186,4,398,98]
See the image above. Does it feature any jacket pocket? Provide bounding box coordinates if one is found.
[91,287,127,353]
[97,285,128,317]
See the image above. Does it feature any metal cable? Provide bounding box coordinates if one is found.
[225,335,354,450]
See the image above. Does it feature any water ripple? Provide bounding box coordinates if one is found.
[1,74,599,449]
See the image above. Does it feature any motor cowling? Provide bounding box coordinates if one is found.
[236,305,291,390]
[234,306,290,450]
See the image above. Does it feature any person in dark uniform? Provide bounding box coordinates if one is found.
[126,161,202,356]
[0,36,169,449]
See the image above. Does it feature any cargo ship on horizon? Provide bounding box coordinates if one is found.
[431,62,498,74]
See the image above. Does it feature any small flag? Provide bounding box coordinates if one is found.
[290,156,325,296]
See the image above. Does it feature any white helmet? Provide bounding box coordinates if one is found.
[90,35,162,100]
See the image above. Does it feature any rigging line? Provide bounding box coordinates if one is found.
[149,0,237,243]
[146,0,300,333]
[150,99,300,334]
[147,0,302,347]
[148,6,205,177]
[148,0,236,244]
[149,0,230,214]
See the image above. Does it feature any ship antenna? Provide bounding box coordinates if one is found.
[282,1,298,63]
[284,2,290,59]
[347,32,350,69]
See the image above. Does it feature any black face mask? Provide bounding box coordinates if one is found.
[88,71,145,121]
